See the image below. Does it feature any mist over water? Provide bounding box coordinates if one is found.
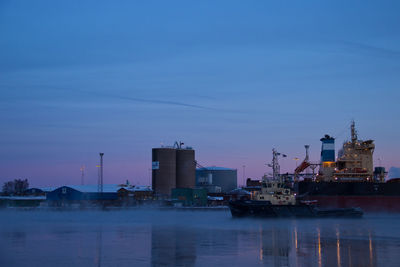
[0,210,399,267]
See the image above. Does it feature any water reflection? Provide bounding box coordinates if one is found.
[259,227,291,266]
[151,226,197,266]
[0,211,397,267]
[95,230,102,267]
[149,220,378,267]
[244,222,379,267]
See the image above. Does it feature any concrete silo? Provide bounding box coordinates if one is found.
[152,148,176,197]
[176,148,195,188]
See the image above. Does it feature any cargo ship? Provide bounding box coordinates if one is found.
[296,121,400,212]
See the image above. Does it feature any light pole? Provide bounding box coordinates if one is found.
[99,153,104,193]
[242,165,246,188]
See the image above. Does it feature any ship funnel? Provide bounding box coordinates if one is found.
[320,135,335,162]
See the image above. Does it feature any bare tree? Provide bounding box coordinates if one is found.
[2,179,29,196]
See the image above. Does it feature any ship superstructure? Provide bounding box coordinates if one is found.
[318,121,377,182]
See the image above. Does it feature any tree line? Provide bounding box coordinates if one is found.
[2,179,29,195]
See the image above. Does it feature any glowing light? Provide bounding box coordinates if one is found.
[318,228,322,267]
[336,230,341,267]
[369,232,373,265]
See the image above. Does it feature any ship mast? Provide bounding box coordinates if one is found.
[269,148,287,181]
[351,120,358,144]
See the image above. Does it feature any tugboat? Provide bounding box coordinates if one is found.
[229,149,363,218]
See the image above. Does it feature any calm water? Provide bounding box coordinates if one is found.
[0,209,399,267]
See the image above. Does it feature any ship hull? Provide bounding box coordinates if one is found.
[300,195,400,213]
[298,181,400,212]
[229,200,362,218]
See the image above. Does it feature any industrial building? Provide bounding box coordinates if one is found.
[46,185,153,206]
[171,188,207,206]
[118,186,153,205]
[196,167,237,193]
[0,196,46,207]
[46,185,120,206]
[152,143,196,198]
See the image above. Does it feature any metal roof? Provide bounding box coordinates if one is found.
[39,187,57,192]
[53,185,152,193]
[26,187,57,192]
[0,196,46,200]
[61,185,122,193]
[132,185,152,191]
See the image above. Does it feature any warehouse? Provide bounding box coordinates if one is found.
[46,185,121,206]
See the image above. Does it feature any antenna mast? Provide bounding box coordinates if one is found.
[270,148,287,181]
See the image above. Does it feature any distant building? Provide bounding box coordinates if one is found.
[0,196,45,207]
[171,188,207,206]
[118,186,153,205]
[46,185,153,206]
[24,187,56,196]
[47,185,119,206]
[196,167,237,193]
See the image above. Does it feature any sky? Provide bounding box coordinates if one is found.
[1,1,400,187]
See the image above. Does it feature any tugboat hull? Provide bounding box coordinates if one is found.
[229,200,363,218]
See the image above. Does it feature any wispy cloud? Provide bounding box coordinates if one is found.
[340,41,400,58]
[0,83,236,112]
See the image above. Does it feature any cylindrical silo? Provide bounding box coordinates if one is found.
[152,148,176,197]
[176,148,195,188]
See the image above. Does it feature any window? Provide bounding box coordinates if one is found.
[62,187,67,194]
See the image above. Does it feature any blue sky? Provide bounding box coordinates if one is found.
[1,1,400,186]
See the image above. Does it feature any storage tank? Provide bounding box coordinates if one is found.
[152,148,176,197]
[176,148,195,188]
[196,167,237,193]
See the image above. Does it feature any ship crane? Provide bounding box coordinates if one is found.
[294,145,321,181]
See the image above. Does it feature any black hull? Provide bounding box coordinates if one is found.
[297,181,400,212]
[298,181,400,196]
[228,200,363,218]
